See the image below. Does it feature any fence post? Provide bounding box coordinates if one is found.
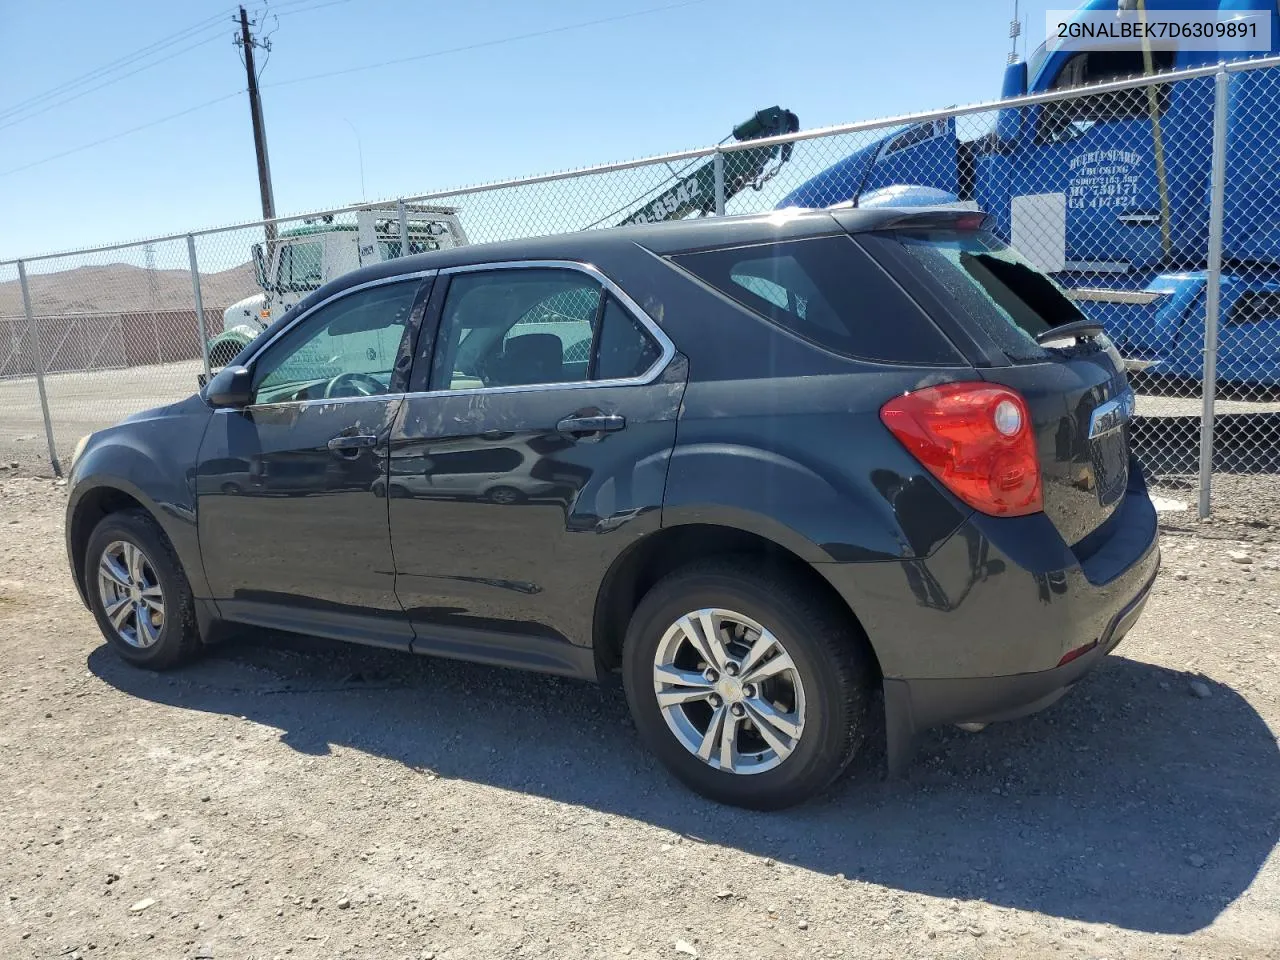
[186,235,211,380]
[17,260,62,477]
[713,150,726,216]
[1198,64,1228,519]
[397,199,410,257]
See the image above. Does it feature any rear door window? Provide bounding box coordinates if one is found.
[890,229,1084,362]
[425,268,666,391]
[671,235,962,365]
[593,297,662,380]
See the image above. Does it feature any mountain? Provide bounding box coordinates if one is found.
[0,262,259,317]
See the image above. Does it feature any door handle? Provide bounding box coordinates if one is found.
[556,414,626,439]
[327,434,378,457]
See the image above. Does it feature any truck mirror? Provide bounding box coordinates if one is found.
[995,62,1028,146]
[995,105,1025,146]
[1001,61,1027,99]
[252,243,270,291]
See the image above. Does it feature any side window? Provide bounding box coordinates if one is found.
[503,283,599,369]
[252,280,420,403]
[1037,50,1174,144]
[593,297,661,381]
[673,235,961,365]
[277,241,323,292]
[428,268,666,391]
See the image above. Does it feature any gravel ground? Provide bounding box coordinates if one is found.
[1,477,1278,960]
[0,362,204,474]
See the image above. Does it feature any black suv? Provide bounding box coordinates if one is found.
[66,208,1159,809]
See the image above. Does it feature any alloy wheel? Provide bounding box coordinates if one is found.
[652,607,806,775]
[97,540,165,649]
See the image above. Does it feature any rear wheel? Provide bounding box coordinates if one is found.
[85,509,201,670]
[622,559,872,809]
[485,485,524,505]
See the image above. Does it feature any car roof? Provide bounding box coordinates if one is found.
[322,205,981,293]
[236,206,983,360]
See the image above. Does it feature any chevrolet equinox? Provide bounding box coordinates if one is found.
[66,207,1159,809]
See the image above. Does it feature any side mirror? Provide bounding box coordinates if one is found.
[252,243,272,292]
[994,62,1029,146]
[1001,61,1027,99]
[206,365,253,408]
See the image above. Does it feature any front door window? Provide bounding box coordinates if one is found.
[252,280,421,403]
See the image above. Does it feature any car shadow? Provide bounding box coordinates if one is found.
[89,633,1280,935]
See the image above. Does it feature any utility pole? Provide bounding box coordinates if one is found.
[235,6,276,240]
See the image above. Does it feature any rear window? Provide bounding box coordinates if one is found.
[894,230,1085,362]
[671,235,962,365]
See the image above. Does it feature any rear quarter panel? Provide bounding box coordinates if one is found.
[665,372,972,562]
[596,241,974,563]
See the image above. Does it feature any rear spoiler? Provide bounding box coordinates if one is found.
[830,207,989,234]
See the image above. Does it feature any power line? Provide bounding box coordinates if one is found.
[265,0,710,90]
[260,0,347,13]
[0,0,712,180]
[273,0,356,17]
[0,90,244,179]
[0,33,226,134]
[0,7,236,123]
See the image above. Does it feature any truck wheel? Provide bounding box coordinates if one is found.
[622,559,873,809]
[85,509,201,670]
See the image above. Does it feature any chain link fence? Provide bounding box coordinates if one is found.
[3,57,1278,516]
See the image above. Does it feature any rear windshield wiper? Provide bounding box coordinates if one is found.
[1036,318,1105,345]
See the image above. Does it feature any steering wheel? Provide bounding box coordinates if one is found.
[323,371,384,398]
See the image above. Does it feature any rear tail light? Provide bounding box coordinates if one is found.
[1057,640,1098,667]
[880,382,1043,517]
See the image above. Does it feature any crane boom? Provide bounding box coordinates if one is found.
[617,107,799,226]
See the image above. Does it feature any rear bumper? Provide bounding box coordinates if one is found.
[882,564,1154,762]
[814,461,1160,773]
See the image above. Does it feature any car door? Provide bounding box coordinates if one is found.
[195,274,432,648]
[388,262,685,674]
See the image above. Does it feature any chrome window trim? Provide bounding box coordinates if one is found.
[404,259,676,399]
[216,393,404,413]
[218,259,675,412]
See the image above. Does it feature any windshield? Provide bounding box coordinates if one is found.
[276,240,323,292]
[896,229,1085,362]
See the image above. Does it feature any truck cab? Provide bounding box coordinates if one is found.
[211,204,468,365]
[781,0,1280,385]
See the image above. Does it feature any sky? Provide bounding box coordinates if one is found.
[0,0,1065,262]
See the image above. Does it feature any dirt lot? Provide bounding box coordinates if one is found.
[1,477,1278,960]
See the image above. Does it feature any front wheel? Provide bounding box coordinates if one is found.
[622,559,873,809]
[85,509,201,669]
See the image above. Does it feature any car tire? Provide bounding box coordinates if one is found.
[622,558,873,810]
[485,485,524,505]
[84,509,202,670]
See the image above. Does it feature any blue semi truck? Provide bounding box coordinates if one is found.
[781,0,1280,385]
